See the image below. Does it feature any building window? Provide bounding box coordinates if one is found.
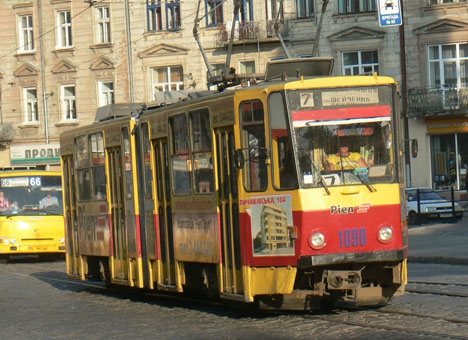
[205,0,223,27]
[24,88,38,122]
[99,82,114,107]
[57,11,72,48]
[152,66,184,95]
[166,0,181,31]
[429,0,466,4]
[147,0,162,31]
[428,43,468,89]
[240,0,254,22]
[97,7,111,43]
[147,1,180,32]
[19,14,34,52]
[431,133,468,190]
[342,51,379,75]
[240,60,256,74]
[267,0,283,20]
[62,85,76,120]
[297,0,314,18]
[338,0,376,14]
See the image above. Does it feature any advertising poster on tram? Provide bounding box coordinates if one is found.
[243,194,294,257]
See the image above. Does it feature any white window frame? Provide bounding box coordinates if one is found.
[428,43,468,89]
[57,11,72,48]
[151,66,184,96]
[24,87,39,123]
[61,85,77,120]
[342,50,379,75]
[18,14,35,52]
[98,81,115,107]
[97,6,111,44]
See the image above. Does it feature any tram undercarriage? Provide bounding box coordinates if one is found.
[258,261,407,311]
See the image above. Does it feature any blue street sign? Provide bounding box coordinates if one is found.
[377,0,402,27]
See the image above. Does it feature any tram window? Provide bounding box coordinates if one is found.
[76,169,91,201]
[75,134,91,201]
[75,135,89,168]
[240,100,268,192]
[122,127,133,199]
[90,133,107,200]
[268,92,298,189]
[191,109,214,194]
[141,123,153,198]
[92,167,106,200]
[170,114,191,195]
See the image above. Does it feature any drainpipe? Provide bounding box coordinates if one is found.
[125,0,135,102]
[38,0,49,145]
[399,1,411,186]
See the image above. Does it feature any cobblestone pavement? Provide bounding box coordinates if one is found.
[1,217,467,340]
[1,260,467,340]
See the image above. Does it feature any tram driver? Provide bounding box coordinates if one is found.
[324,139,369,171]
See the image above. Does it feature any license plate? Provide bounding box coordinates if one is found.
[440,213,453,218]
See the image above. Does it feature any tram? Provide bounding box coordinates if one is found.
[60,58,408,310]
[0,170,65,261]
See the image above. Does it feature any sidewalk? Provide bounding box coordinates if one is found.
[408,214,468,265]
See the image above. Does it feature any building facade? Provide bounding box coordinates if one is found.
[0,0,466,193]
[405,0,468,196]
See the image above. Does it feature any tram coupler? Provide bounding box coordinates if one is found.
[325,269,362,290]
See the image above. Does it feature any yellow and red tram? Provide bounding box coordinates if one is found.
[61,59,408,310]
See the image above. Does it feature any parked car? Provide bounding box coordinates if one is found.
[406,187,464,225]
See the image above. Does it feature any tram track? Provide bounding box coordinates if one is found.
[407,280,468,298]
[8,262,468,339]
[304,311,468,340]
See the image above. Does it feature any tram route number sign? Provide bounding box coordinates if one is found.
[377,0,402,27]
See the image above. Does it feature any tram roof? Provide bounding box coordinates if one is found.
[95,103,146,122]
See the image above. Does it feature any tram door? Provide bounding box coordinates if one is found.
[153,138,177,289]
[215,128,243,295]
[62,155,80,276]
[107,146,128,280]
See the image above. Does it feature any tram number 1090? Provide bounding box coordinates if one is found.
[338,227,367,248]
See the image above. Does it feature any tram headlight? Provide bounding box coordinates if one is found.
[378,226,393,243]
[59,238,66,244]
[309,232,326,250]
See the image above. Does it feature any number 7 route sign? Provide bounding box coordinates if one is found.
[377,0,402,27]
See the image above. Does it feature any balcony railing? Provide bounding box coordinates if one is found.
[216,20,288,46]
[407,87,468,117]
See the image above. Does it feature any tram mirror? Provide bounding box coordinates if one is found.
[411,139,418,158]
[233,149,245,169]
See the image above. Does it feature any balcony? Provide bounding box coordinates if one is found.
[216,20,288,46]
[407,87,468,117]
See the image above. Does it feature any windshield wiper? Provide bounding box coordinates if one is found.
[306,152,330,195]
[355,169,375,193]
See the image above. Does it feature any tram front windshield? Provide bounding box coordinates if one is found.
[0,175,63,215]
[288,87,396,188]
